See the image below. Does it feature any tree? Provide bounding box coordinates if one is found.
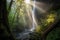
[1,0,15,40]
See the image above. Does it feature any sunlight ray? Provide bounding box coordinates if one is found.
[30,1,52,13]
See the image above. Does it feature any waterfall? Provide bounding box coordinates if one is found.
[30,0,37,32]
[15,0,37,40]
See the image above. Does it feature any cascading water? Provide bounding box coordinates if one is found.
[15,0,37,40]
[30,0,37,32]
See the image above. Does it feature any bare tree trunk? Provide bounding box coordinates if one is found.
[1,0,15,40]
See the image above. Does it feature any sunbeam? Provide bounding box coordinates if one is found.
[24,0,38,32]
[30,1,53,13]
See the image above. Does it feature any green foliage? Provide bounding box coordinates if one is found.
[46,27,60,40]
[8,0,26,30]
[38,11,57,31]
[46,10,60,40]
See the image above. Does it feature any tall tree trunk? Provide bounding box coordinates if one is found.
[1,0,15,40]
